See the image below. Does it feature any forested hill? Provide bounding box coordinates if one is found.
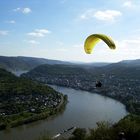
[22,59,140,85]
[0,68,66,129]
[0,56,110,76]
[22,60,140,115]
[0,55,139,75]
[21,64,94,89]
[0,68,59,96]
[0,56,72,73]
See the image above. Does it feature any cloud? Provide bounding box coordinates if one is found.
[13,7,31,14]
[94,10,122,21]
[56,41,64,46]
[80,9,95,20]
[28,40,40,45]
[122,39,140,44]
[123,1,134,8]
[80,9,122,21]
[0,30,9,36]
[27,29,51,37]
[22,8,31,14]
[112,38,140,61]
[6,20,16,24]
[73,44,83,48]
[13,7,20,12]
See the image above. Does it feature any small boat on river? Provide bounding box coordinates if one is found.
[52,126,76,139]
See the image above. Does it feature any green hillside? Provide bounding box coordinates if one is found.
[0,56,72,73]
[0,68,66,130]
[22,61,140,115]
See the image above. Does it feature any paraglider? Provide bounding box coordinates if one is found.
[95,81,102,88]
[84,34,116,54]
[84,34,116,88]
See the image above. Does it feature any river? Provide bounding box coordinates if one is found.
[0,85,128,140]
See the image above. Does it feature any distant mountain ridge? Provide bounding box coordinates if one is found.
[0,56,111,76]
[23,58,140,81]
[0,56,72,75]
[0,55,140,75]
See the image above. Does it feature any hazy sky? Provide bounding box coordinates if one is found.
[0,0,140,62]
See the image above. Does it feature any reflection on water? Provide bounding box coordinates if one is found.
[0,85,128,140]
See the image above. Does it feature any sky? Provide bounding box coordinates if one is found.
[0,0,140,62]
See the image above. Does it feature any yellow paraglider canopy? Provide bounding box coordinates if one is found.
[84,34,116,54]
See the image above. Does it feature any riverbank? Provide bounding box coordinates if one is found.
[0,94,68,131]
[49,84,132,115]
[22,63,140,115]
[39,114,140,140]
[0,85,127,140]
[89,88,134,115]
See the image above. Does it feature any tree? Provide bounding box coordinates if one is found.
[70,128,86,140]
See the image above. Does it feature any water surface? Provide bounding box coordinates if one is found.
[0,85,128,140]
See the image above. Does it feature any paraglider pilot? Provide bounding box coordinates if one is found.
[95,81,102,87]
